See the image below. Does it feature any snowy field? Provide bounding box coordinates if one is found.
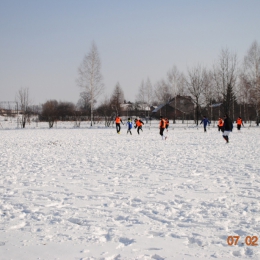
[1,120,260,259]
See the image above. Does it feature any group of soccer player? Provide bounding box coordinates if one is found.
[115,115,145,135]
[115,115,169,140]
[115,114,244,142]
[200,114,244,143]
[217,115,244,143]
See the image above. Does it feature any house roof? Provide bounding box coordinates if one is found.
[152,103,167,113]
[152,98,192,114]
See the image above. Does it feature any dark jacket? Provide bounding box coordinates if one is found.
[200,118,210,127]
[223,117,233,131]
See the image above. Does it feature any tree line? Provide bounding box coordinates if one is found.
[8,40,260,128]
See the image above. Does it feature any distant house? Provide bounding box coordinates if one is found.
[135,103,151,117]
[152,95,195,119]
[120,103,132,112]
[119,102,134,117]
[0,108,19,117]
[120,102,151,118]
[150,105,157,111]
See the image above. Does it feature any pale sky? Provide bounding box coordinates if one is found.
[1,0,260,105]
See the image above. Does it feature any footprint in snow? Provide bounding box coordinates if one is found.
[118,237,135,246]
[152,254,165,260]
[187,236,209,247]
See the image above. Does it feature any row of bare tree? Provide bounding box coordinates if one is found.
[11,40,260,128]
[76,41,260,126]
[136,42,260,125]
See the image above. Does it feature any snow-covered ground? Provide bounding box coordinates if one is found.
[1,120,260,259]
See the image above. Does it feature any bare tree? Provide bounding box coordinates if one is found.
[213,48,238,118]
[167,65,182,122]
[186,64,205,125]
[237,72,251,122]
[243,41,260,125]
[136,78,153,117]
[41,100,58,128]
[15,87,31,128]
[77,42,104,126]
[136,80,146,111]
[57,102,75,120]
[202,69,215,120]
[178,73,188,96]
[154,79,172,104]
[145,78,153,117]
[110,82,124,115]
[167,66,181,96]
[77,91,91,115]
[96,96,114,127]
